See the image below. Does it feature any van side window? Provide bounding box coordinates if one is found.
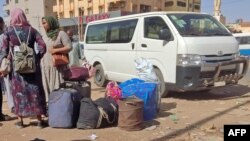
[108,19,138,43]
[240,36,250,44]
[86,23,108,44]
[144,17,170,40]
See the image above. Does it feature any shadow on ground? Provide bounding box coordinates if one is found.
[157,102,177,118]
[151,99,250,141]
[166,84,250,100]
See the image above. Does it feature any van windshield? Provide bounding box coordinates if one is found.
[167,13,232,37]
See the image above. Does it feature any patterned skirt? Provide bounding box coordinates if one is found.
[12,72,45,116]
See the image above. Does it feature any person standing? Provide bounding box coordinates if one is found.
[41,16,71,101]
[0,8,47,128]
[66,29,84,67]
[0,16,12,121]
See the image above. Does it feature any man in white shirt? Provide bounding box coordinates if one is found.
[66,29,85,67]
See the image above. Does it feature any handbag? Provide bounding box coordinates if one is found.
[0,58,11,75]
[52,53,69,66]
[63,66,89,81]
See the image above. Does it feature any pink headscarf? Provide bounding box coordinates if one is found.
[10,8,30,26]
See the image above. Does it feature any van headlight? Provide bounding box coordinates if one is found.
[177,54,201,66]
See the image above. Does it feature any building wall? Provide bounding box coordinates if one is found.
[53,0,201,19]
[3,0,56,37]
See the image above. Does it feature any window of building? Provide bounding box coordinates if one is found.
[140,4,151,13]
[79,7,84,16]
[69,11,74,18]
[59,0,63,5]
[15,0,18,3]
[177,1,186,7]
[132,4,137,13]
[165,1,173,7]
[87,8,93,15]
[194,4,200,10]
[144,17,170,40]
[99,6,105,13]
[59,12,64,18]
[25,8,29,14]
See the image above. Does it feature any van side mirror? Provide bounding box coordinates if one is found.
[159,29,172,41]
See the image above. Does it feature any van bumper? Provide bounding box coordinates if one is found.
[175,56,249,91]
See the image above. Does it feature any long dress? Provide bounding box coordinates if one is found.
[0,26,46,116]
[41,31,72,101]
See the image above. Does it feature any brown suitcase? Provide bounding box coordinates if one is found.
[118,97,144,131]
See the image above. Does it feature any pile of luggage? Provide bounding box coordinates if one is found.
[47,58,160,131]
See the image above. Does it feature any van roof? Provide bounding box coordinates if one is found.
[233,33,250,37]
[87,11,209,25]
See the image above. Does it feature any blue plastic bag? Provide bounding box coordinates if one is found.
[120,79,157,121]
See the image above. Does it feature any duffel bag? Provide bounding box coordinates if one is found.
[77,97,118,129]
[63,66,89,81]
[94,97,118,128]
[77,97,99,129]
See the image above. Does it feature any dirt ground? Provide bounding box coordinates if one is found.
[0,67,250,141]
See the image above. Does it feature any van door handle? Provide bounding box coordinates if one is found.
[141,44,147,48]
[131,43,135,50]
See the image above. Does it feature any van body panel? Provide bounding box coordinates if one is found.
[182,37,238,55]
[84,12,249,93]
[136,15,178,83]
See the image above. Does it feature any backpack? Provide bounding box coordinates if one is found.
[12,26,36,73]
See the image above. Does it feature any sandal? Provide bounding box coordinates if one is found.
[15,121,24,129]
[0,114,12,121]
[37,121,46,129]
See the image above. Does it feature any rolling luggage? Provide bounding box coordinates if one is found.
[48,88,81,128]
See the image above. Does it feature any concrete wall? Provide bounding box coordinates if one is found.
[3,0,56,37]
[53,0,201,19]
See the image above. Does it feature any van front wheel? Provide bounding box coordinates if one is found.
[154,68,168,98]
[94,64,107,87]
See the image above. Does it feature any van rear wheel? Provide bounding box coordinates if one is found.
[94,64,107,87]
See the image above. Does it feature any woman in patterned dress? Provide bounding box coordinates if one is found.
[0,8,47,128]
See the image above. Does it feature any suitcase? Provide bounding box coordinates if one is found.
[48,88,81,128]
[65,81,91,98]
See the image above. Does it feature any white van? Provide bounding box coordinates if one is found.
[233,33,250,57]
[84,12,248,97]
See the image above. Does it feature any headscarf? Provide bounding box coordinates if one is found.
[42,16,60,40]
[10,8,30,26]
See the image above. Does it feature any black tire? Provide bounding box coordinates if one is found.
[154,68,168,98]
[94,64,107,87]
[154,68,168,112]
